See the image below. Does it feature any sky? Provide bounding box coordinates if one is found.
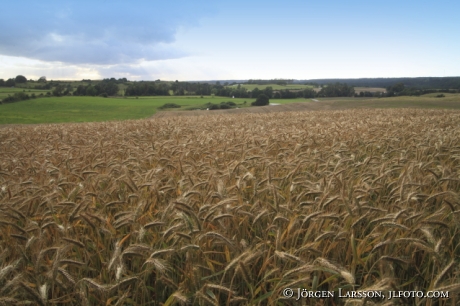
[0,0,459,81]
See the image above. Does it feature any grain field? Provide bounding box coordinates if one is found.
[1,109,459,305]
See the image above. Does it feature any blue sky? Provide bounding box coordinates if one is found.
[0,0,459,81]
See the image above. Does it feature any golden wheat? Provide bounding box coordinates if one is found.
[0,109,459,305]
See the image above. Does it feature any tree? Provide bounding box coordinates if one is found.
[38,76,47,82]
[74,85,86,96]
[318,82,354,97]
[0,79,4,87]
[15,75,27,83]
[63,84,73,95]
[252,94,269,106]
[387,82,405,94]
[52,84,66,96]
[85,86,97,96]
[264,86,273,98]
[302,88,316,98]
[251,87,262,98]
[5,78,15,87]
[95,80,119,96]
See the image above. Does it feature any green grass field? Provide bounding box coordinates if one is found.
[0,95,266,124]
[1,94,460,125]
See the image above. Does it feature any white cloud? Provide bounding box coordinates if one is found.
[0,1,215,65]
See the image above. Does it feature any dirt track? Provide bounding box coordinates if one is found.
[150,101,334,118]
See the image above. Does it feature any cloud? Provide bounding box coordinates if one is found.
[94,57,235,81]
[0,1,214,65]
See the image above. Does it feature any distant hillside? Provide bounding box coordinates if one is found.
[195,77,460,90]
[298,77,460,89]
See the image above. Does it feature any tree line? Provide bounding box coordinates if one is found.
[303,77,460,90]
[2,74,460,105]
[0,75,28,87]
[385,82,459,97]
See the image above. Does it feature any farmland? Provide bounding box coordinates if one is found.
[1,108,460,305]
[0,96,160,124]
[0,96,256,124]
[228,83,316,91]
[153,93,460,118]
[353,87,386,93]
[2,93,460,125]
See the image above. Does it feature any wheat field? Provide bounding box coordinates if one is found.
[1,109,459,305]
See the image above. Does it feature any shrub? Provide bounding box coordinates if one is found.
[208,103,220,110]
[159,103,181,109]
[219,101,237,109]
[251,94,269,106]
[2,92,30,103]
[219,103,231,109]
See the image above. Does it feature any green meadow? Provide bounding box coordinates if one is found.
[0,95,288,124]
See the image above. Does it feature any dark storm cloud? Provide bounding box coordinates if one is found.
[0,1,214,64]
